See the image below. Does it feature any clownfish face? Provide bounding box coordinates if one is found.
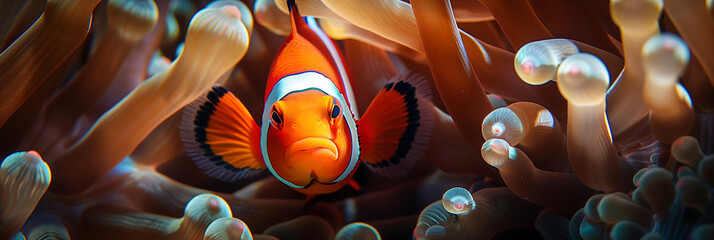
[265,89,353,191]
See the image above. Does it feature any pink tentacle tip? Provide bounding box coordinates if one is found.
[663,40,674,50]
[569,67,580,76]
[231,220,245,231]
[27,150,41,157]
[222,6,241,19]
[491,141,508,153]
[522,61,535,75]
[26,150,43,163]
[207,198,221,213]
[676,180,686,188]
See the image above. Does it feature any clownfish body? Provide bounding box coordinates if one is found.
[180,1,435,195]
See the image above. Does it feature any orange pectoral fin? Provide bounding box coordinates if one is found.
[357,72,436,177]
[180,84,265,182]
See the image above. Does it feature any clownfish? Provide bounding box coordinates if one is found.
[179,0,435,195]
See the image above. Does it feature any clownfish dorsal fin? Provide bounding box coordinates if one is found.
[287,0,301,34]
[265,0,345,99]
[180,84,266,182]
[286,1,355,114]
[357,72,436,177]
[287,0,313,42]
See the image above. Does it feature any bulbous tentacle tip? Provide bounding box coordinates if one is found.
[642,33,690,82]
[676,166,696,179]
[676,176,708,213]
[556,53,610,106]
[515,39,579,85]
[185,193,233,221]
[481,108,524,145]
[637,167,674,216]
[106,0,160,41]
[0,150,52,199]
[182,4,250,70]
[481,138,513,167]
[442,187,475,215]
[671,136,705,169]
[597,193,653,229]
[204,217,252,240]
[579,216,605,240]
[207,0,254,34]
[610,220,648,240]
[334,222,381,240]
[583,194,605,222]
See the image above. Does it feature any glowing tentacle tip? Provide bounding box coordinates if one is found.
[556,53,610,106]
[515,39,579,85]
[204,218,253,240]
[207,0,254,34]
[642,33,690,84]
[481,138,514,167]
[221,6,241,19]
[0,151,51,237]
[186,194,232,219]
[185,4,250,66]
[481,108,524,145]
[441,187,475,215]
[671,136,705,170]
[334,222,381,240]
[179,194,233,238]
[107,0,159,41]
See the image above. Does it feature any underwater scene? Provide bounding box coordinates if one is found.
[1,0,713,239]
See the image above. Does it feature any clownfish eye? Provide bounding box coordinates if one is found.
[270,101,285,130]
[323,95,342,124]
[331,105,340,119]
[272,111,282,125]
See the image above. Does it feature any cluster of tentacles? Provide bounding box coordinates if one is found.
[1,0,713,239]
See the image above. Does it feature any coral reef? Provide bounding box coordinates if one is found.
[1,0,712,239]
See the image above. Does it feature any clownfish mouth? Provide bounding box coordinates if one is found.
[284,137,339,168]
[302,171,334,188]
[300,146,329,152]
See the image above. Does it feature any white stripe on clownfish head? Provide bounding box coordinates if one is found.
[260,71,360,189]
[305,16,359,119]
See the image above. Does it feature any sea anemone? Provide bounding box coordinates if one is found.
[1,0,712,239]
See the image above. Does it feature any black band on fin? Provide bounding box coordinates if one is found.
[357,72,435,177]
[287,0,296,11]
[180,84,265,182]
